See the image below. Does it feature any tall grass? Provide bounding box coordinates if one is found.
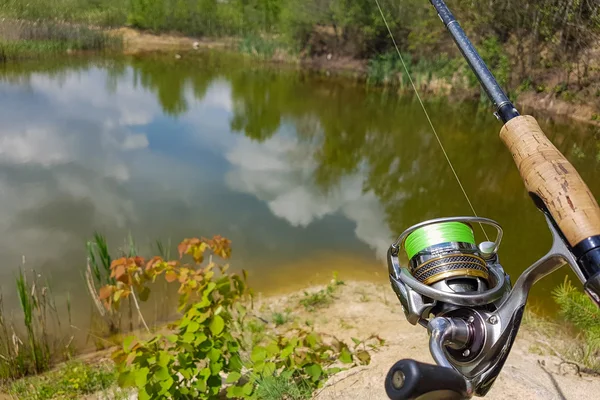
[85,232,170,338]
[0,0,127,27]
[367,52,464,90]
[0,19,122,62]
[0,268,74,383]
[85,232,119,335]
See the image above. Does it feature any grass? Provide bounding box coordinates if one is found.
[299,273,344,312]
[0,268,74,383]
[367,52,463,90]
[0,20,122,62]
[272,310,292,326]
[254,375,311,400]
[6,360,117,399]
[238,34,291,61]
[0,0,127,27]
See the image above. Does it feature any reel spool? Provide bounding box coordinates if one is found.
[387,216,507,325]
[404,222,489,294]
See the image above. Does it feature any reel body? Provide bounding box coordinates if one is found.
[386,215,580,399]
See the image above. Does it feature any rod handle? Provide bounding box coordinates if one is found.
[499,115,600,247]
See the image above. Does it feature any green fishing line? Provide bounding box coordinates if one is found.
[405,222,475,260]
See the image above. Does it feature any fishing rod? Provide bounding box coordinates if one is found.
[383,1,600,399]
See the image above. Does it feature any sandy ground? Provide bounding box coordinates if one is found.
[254,281,600,400]
[109,27,237,55]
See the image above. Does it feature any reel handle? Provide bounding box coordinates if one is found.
[385,359,469,400]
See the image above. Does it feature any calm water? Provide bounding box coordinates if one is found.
[0,52,599,329]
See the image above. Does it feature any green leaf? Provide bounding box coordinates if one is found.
[186,320,201,333]
[166,334,178,343]
[123,336,136,352]
[209,315,225,336]
[117,371,135,387]
[204,282,217,296]
[155,366,170,381]
[251,346,267,363]
[134,367,149,387]
[281,343,294,358]
[326,367,343,374]
[208,348,221,362]
[210,360,223,375]
[305,363,323,381]
[138,286,151,301]
[194,332,208,346]
[306,332,319,347]
[227,385,245,398]
[243,381,254,395]
[158,351,171,367]
[138,388,150,400]
[182,332,195,343]
[263,362,276,376]
[226,371,242,383]
[356,350,371,365]
[339,347,353,364]
[159,376,174,395]
[253,360,265,373]
[229,354,243,372]
[351,337,361,346]
[265,342,279,356]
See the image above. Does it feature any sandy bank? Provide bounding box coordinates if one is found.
[255,281,600,400]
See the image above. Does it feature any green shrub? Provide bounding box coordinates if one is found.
[103,237,371,399]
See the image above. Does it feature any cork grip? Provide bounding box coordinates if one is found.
[499,115,600,246]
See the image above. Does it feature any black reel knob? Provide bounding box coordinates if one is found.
[385,359,468,400]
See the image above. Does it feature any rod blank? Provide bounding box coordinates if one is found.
[429,0,519,123]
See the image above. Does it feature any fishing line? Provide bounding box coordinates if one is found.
[373,0,489,241]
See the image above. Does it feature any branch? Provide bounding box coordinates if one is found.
[130,286,151,334]
[534,338,600,377]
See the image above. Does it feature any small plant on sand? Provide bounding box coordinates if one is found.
[299,272,345,312]
[101,236,372,399]
[7,360,116,399]
[254,375,311,400]
[271,310,292,326]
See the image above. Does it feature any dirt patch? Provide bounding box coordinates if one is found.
[108,27,237,55]
[255,281,600,400]
[517,91,600,126]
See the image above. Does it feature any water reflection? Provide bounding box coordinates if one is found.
[0,53,599,326]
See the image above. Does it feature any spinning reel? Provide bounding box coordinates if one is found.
[385,215,590,399]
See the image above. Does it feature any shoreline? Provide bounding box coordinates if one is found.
[112,27,600,127]
[48,279,599,399]
[2,22,598,126]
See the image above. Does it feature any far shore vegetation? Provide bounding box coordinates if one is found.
[1,0,600,107]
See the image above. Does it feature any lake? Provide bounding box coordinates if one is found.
[0,52,599,336]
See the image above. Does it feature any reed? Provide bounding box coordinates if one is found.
[0,19,122,62]
[0,268,74,383]
[85,232,120,335]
